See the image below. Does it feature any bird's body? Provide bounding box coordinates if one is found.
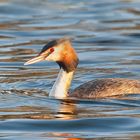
[72,78,140,98]
[24,38,140,99]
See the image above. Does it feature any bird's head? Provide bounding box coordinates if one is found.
[24,38,79,72]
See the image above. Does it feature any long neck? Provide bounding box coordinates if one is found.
[49,68,74,98]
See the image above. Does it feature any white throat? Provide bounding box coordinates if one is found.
[49,68,74,98]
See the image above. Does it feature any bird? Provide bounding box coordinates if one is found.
[24,38,140,99]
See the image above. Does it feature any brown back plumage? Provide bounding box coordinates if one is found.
[72,78,140,99]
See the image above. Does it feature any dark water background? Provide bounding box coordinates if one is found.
[0,0,140,139]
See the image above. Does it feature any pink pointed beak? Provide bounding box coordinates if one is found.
[24,55,45,65]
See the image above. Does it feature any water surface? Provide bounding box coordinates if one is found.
[0,0,140,139]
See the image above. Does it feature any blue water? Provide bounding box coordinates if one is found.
[0,0,140,139]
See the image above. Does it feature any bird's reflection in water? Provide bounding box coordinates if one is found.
[42,99,83,140]
[55,99,78,120]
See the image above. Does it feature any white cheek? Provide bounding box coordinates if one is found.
[45,49,61,61]
[46,54,59,61]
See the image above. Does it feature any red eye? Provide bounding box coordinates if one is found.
[50,48,54,53]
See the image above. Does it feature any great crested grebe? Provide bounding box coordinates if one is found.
[24,38,140,99]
